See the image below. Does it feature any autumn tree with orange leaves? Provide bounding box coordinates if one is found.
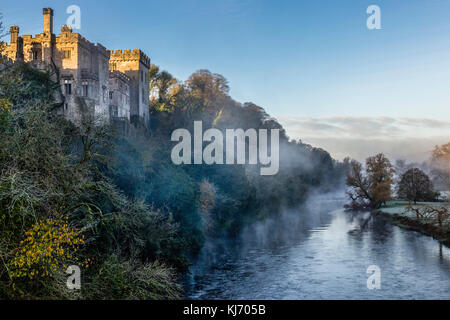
[346,153,395,209]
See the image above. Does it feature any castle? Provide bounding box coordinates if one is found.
[1,8,150,129]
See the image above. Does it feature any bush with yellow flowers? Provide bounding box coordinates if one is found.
[0,98,11,113]
[8,217,85,280]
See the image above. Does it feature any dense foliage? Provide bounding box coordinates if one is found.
[0,62,182,299]
[137,67,346,248]
[0,56,345,298]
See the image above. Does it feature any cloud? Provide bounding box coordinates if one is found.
[276,115,450,162]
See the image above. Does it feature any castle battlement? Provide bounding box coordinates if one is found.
[43,8,53,15]
[57,31,93,48]
[10,26,19,36]
[2,7,151,130]
[109,48,150,68]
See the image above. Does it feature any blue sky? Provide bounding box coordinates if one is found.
[2,0,450,161]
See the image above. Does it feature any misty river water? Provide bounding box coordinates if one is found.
[185,193,450,299]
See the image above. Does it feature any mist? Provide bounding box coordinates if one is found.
[187,189,347,276]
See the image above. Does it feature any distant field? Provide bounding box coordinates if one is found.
[377,200,450,230]
[378,200,449,218]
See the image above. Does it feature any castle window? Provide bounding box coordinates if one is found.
[82,84,89,97]
[81,81,89,97]
[64,83,72,95]
[63,50,71,59]
[141,70,143,82]
[32,51,39,60]
[109,105,118,118]
[109,91,114,100]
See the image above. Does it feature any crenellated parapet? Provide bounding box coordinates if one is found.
[109,48,150,68]
[57,30,92,47]
[3,7,151,129]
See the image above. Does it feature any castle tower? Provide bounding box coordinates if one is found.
[10,26,19,43]
[41,8,55,64]
[43,8,54,35]
[3,7,151,130]
[7,25,23,60]
[109,49,150,126]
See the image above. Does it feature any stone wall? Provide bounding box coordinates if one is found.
[109,49,150,126]
[2,8,151,130]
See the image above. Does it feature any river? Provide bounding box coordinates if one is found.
[185,193,450,299]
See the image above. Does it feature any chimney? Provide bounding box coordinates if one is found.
[10,26,19,43]
[43,8,54,34]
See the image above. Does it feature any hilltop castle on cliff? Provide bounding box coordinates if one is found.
[1,8,150,129]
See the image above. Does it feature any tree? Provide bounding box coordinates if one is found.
[186,69,229,99]
[185,69,230,111]
[432,142,450,170]
[148,64,160,92]
[405,205,449,230]
[398,168,436,204]
[346,153,395,209]
[431,142,450,188]
[0,13,6,57]
[366,153,395,207]
[346,159,372,208]
[149,64,181,112]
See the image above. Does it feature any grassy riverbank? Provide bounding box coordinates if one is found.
[374,200,450,247]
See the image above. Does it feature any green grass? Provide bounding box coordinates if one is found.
[375,200,450,247]
[377,200,450,219]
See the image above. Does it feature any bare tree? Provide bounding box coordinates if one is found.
[0,13,7,57]
[346,159,372,208]
[398,168,437,204]
[405,205,449,230]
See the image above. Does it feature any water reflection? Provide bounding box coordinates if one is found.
[185,196,450,299]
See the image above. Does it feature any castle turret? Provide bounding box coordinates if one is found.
[43,8,54,34]
[10,26,19,43]
[7,25,23,60]
[109,49,150,126]
[4,7,150,130]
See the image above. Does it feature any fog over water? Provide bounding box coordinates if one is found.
[185,192,450,299]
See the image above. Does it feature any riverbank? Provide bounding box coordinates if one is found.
[374,200,450,247]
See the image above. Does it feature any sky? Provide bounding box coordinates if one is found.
[2,0,450,162]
